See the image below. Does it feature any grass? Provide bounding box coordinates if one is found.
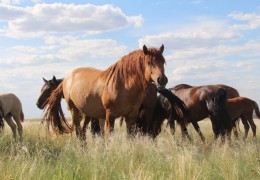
[0,119,260,180]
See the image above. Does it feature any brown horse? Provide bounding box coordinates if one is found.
[139,88,189,139]
[36,76,63,110]
[169,84,233,141]
[227,97,260,139]
[0,93,24,142]
[170,84,257,139]
[36,76,100,137]
[44,45,168,136]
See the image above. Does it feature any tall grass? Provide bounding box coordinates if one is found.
[0,119,260,180]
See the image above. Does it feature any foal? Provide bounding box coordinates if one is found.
[227,97,260,139]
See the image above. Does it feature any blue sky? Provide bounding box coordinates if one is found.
[0,0,259,118]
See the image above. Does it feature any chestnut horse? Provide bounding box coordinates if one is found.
[0,93,24,142]
[37,76,101,137]
[43,45,168,136]
[169,84,233,141]
[227,97,260,139]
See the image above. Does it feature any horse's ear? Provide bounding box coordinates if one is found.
[43,77,48,84]
[143,45,149,55]
[52,75,57,82]
[159,44,164,54]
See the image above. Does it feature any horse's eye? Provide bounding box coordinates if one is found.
[148,61,154,67]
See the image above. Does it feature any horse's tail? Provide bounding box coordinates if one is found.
[254,101,260,119]
[207,88,232,135]
[43,82,72,134]
[157,88,188,125]
[0,116,4,129]
[20,111,24,122]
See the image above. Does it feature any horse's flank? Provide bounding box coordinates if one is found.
[0,93,24,122]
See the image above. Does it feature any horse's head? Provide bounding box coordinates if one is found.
[143,44,168,89]
[36,76,62,109]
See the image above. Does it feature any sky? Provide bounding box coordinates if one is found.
[0,0,259,118]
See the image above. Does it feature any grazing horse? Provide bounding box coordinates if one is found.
[138,88,189,139]
[0,93,24,142]
[169,85,233,141]
[36,76,100,137]
[43,45,168,137]
[227,97,260,139]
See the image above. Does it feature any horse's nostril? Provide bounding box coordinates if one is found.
[157,76,168,86]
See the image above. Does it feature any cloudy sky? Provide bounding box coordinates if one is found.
[0,0,259,118]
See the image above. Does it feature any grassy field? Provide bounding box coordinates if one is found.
[0,119,260,180]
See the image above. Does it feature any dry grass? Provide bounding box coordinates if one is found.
[0,118,260,180]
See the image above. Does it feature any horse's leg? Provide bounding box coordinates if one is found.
[99,119,105,136]
[241,116,250,140]
[247,117,256,138]
[145,110,153,135]
[12,114,24,143]
[105,109,115,135]
[232,118,239,139]
[81,116,91,141]
[4,116,17,141]
[91,118,101,135]
[180,118,192,141]
[125,112,138,137]
[119,117,124,127]
[168,114,176,135]
[70,106,82,139]
[191,121,205,142]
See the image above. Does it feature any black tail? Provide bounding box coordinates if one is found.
[254,101,260,119]
[0,116,4,130]
[157,88,188,125]
[207,88,232,137]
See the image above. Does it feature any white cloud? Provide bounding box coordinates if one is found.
[229,12,260,30]
[0,3,143,38]
[139,19,241,50]
[0,0,41,5]
[0,36,129,65]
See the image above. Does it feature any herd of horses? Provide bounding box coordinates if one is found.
[0,45,259,145]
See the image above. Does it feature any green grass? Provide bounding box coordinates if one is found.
[0,119,260,180]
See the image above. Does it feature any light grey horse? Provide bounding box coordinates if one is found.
[0,93,24,143]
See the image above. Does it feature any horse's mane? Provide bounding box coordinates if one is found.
[101,48,165,90]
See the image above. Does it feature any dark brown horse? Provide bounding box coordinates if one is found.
[137,88,189,139]
[227,96,260,139]
[43,45,168,137]
[169,84,256,140]
[168,84,233,141]
[36,76,100,137]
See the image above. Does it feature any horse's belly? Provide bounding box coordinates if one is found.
[81,96,106,119]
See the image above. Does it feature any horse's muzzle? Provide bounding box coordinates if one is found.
[36,102,44,110]
[157,75,168,88]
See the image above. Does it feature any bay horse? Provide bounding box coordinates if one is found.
[43,45,168,136]
[170,84,257,139]
[0,93,24,142]
[36,76,100,137]
[138,88,189,139]
[169,84,233,141]
[227,97,260,139]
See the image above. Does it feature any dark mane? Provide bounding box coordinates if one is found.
[101,47,165,90]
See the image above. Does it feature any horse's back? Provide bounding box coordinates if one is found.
[0,93,22,116]
[62,67,105,116]
[215,84,239,98]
